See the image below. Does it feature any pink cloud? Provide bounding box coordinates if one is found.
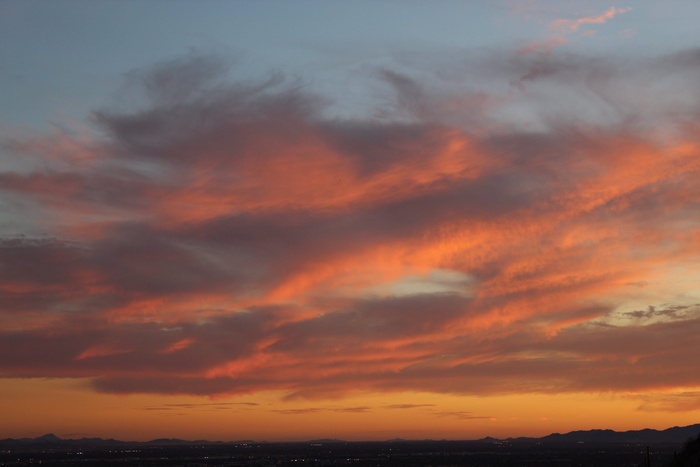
[549,7,631,33]
[517,37,568,56]
[1,51,700,403]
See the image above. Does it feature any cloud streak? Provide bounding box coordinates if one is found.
[519,6,631,55]
[1,50,699,406]
[549,7,632,33]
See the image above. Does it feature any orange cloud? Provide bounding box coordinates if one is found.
[632,391,700,412]
[1,51,700,406]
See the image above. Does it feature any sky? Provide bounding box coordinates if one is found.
[1,0,700,442]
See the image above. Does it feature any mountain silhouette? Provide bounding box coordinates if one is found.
[34,433,62,443]
[1,424,699,447]
[533,424,700,444]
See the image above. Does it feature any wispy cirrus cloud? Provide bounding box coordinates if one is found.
[435,411,494,421]
[519,6,631,55]
[1,50,699,405]
[141,402,260,411]
[384,404,437,410]
[633,391,700,412]
[517,37,569,56]
[273,406,371,415]
[549,7,631,33]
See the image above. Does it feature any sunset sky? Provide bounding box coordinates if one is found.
[2,0,700,442]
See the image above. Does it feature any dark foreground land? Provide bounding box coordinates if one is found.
[0,439,685,467]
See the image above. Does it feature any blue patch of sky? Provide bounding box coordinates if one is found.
[2,0,700,132]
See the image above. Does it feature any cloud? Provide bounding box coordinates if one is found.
[632,391,700,412]
[141,402,260,411]
[517,37,568,56]
[549,7,631,33]
[272,406,371,415]
[1,50,700,404]
[435,411,493,421]
[518,7,631,56]
[385,404,437,409]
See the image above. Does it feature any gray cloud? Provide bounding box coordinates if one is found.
[1,50,700,403]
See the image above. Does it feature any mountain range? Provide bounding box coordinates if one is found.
[511,423,700,444]
[2,424,699,447]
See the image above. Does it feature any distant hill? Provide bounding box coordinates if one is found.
[507,424,700,444]
[668,432,700,466]
[0,434,235,447]
[2,424,699,447]
[0,433,128,447]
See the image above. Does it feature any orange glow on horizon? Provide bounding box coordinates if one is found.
[2,378,699,442]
